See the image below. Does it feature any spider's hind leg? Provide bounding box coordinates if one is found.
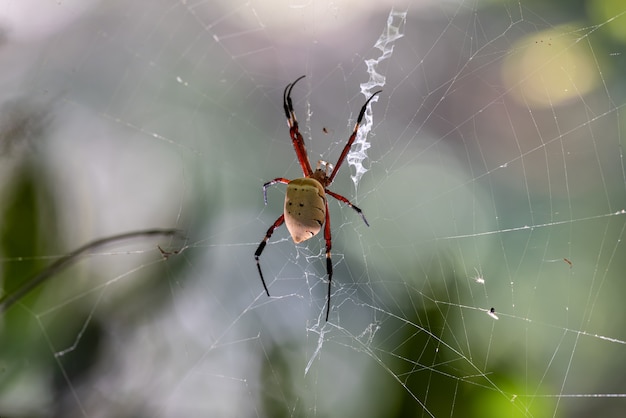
[255,214,285,296]
[322,200,333,321]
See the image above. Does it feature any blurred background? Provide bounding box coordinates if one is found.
[1,0,625,416]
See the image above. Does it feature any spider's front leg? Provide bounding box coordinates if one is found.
[327,90,382,184]
[284,75,313,176]
[255,214,285,296]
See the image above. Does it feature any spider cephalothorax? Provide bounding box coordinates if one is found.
[254,75,381,320]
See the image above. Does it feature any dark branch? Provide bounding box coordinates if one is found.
[0,228,183,314]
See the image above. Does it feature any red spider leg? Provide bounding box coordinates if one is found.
[325,189,369,227]
[323,199,333,321]
[284,75,313,176]
[327,90,382,184]
[262,177,290,204]
[254,214,285,296]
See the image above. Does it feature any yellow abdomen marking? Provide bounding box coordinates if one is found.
[284,178,326,243]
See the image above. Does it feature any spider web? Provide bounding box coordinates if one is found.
[1,0,626,417]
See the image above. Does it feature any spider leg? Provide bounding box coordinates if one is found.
[254,214,285,296]
[262,178,290,204]
[284,76,313,176]
[325,190,369,227]
[323,200,332,321]
[327,90,382,184]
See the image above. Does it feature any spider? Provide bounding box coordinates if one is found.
[254,75,381,321]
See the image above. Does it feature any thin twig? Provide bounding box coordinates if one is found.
[0,228,183,314]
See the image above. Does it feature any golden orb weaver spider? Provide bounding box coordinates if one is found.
[254,75,381,321]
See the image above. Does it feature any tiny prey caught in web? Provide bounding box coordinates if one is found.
[254,75,381,321]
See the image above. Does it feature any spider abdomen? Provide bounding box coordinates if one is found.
[284,178,326,244]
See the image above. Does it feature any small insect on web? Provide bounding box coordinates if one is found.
[254,76,381,321]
